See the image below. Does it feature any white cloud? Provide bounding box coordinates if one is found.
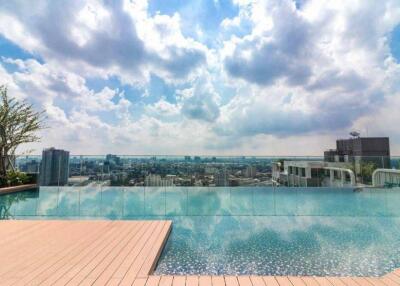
[0,0,208,85]
[214,0,400,153]
[2,0,400,155]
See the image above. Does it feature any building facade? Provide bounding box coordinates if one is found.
[214,169,229,186]
[40,148,70,186]
[144,174,174,186]
[324,137,390,168]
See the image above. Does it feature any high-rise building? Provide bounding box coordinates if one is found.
[244,165,257,178]
[324,137,390,168]
[40,148,70,186]
[215,169,228,187]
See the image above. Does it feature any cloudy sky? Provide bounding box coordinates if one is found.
[1,0,400,155]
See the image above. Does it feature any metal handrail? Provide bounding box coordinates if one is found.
[372,169,400,187]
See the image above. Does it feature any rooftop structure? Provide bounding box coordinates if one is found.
[324,136,391,169]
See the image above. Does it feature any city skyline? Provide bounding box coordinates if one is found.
[1,0,400,155]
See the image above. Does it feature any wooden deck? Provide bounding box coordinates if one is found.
[0,220,400,286]
[0,220,172,286]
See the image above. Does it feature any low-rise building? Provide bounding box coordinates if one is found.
[273,160,356,187]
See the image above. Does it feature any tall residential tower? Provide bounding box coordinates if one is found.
[40,148,70,186]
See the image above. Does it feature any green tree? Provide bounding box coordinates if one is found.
[0,85,45,180]
[360,161,377,184]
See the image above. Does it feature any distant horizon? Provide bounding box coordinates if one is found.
[15,153,400,157]
[2,0,400,155]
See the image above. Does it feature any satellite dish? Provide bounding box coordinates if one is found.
[349,131,360,138]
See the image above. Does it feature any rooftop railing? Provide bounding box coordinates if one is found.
[13,155,400,188]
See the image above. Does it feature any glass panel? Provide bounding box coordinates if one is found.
[144,187,166,216]
[166,187,188,216]
[296,188,328,216]
[123,187,145,217]
[79,186,102,216]
[253,187,275,215]
[274,188,298,215]
[385,187,400,216]
[36,186,59,216]
[187,187,223,215]
[100,187,124,218]
[230,187,253,215]
[57,187,79,216]
[8,189,39,217]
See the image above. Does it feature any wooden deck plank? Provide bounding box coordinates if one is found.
[41,221,134,286]
[146,275,162,286]
[392,269,400,278]
[325,277,346,286]
[365,278,387,286]
[0,220,171,286]
[380,276,400,286]
[137,221,173,277]
[385,274,400,284]
[85,222,146,281]
[288,276,306,286]
[0,221,76,271]
[106,278,123,286]
[119,221,168,285]
[339,277,359,286]
[0,221,64,257]
[237,276,253,286]
[199,276,213,286]
[10,221,107,279]
[3,221,92,280]
[351,277,375,285]
[159,275,174,286]
[0,221,79,277]
[187,275,200,286]
[13,221,112,285]
[250,276,266,286]
[299,277,319,286]
[91,221,148,286]
[134,277,150,286]
[312,277,332,286]
[212,276,226,286]
[274,276,293,286]
[51,221,131,286]
[0,220,44,241]
[110,221,158,280]
[225,276,239,286]
[65,221,141,285]
[262,276,280,286]
[173,276,187,286]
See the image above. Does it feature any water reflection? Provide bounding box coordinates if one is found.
[1,186,400,218]
[155,216,400,276]
[1,186,400,276]
[0,188,39,219]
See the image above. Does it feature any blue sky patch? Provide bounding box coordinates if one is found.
[0,35,43,63]
[390,25,400,62]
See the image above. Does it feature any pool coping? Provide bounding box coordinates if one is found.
[0,183,38,195]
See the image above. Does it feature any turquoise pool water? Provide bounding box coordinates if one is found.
[1,186,400,276]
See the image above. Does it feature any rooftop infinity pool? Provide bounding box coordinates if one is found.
[1,186,400,277]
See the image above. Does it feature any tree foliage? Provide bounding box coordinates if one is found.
[0,85,45,179]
